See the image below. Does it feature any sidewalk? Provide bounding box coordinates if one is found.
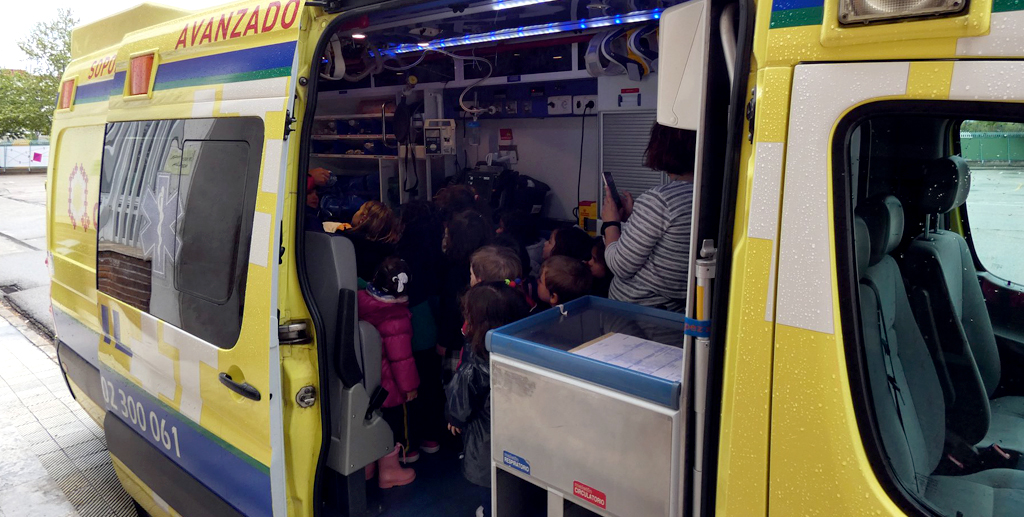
[0,303,136,517]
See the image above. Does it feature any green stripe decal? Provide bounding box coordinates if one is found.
[993,0,1024,12]
[153,66,293,92]
[102,367,271,475]
[770,6,825,28]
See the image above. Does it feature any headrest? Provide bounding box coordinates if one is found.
[911,156,972,214]
[855,216,871,275]
[858,195,904,266]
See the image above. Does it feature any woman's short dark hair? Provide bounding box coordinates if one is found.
[644,123,698,175]
[462,282,531,358]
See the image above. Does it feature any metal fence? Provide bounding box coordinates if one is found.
[960,131,1024,165]
[0,143,49,172]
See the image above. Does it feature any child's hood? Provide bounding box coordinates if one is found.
[358,290,410,321]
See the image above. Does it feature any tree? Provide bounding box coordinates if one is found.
[0,71,41,140]
[0,9,77,138]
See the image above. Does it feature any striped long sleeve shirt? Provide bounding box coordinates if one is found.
[605,180,692,312]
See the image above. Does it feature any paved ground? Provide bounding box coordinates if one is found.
[968,168,1024,284]
[0,173,136,517]
[0,303,136,517]
[0,174,50,333]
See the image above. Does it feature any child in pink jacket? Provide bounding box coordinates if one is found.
[358,257,420,487]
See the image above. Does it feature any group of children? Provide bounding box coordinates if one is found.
[328,183,615,510]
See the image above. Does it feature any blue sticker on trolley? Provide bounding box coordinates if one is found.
[684,317,711,338]
[503,451,531,475]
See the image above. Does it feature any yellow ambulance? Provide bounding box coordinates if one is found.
[46,0,1024,515]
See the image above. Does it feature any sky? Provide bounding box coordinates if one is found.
[1,0,212,70]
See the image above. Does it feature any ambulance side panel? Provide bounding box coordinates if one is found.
[49,1,303,515]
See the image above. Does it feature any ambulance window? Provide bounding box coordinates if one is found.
[97,120,185,314]
[838,105,1024,517]
[97,118,264,349]
[176,140,250,304]
[958,120,1024,286]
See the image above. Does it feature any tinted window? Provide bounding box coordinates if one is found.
[98,118,264,349]
[176,141,250,303]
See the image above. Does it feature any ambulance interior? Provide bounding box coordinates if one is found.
[297,1,729,515]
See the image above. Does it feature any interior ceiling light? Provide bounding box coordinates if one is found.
[386,8,661,54]
[493,0,558,9]
[351,33,367,39]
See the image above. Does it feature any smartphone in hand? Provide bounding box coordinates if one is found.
[603,171,622,209]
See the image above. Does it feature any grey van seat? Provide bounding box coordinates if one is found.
[857,207,945,490]
[900,157,1024,450]
[304,231,394,476]
[856,199,1024,517]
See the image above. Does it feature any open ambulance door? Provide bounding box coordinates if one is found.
[657,0,753,514]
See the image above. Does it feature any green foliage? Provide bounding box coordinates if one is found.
[0,9,76,139]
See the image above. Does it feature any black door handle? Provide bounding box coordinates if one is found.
[219,373,261,401]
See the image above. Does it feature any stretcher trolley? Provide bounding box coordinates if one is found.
[488,297,689,517]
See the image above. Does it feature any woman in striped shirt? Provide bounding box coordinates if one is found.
[600,124,696,312]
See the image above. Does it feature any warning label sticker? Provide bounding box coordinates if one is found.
[573,480,607,509]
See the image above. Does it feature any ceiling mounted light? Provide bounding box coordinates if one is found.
[351,33,367,39]
[386,8,662,54]
[493,0,558,9]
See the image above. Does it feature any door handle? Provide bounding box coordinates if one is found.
[218,373,261,401]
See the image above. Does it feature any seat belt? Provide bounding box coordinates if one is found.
[862,278,918,478]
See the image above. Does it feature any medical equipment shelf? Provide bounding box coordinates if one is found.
[311,135,397,140]
[310,153,399,160]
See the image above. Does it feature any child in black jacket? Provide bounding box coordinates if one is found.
[445,282,530,490]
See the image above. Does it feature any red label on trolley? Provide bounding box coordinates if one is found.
[573,481,607,509]
[620,87,640,94]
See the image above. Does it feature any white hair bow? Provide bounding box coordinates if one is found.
[394,272,409,293]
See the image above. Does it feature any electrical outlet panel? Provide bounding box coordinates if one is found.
[573,95,598,115]
[548,95,573,115]
[441,78,598,119]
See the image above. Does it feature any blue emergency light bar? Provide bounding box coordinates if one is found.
[492,0,557,10]
[385,8,662,55]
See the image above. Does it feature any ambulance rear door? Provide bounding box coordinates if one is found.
[89,2,305,515]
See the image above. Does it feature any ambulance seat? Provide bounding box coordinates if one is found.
[304,231,394,477]
[900,157,1024,451]
[856,198,1024,517]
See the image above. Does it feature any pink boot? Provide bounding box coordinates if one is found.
[365,461,376,481]
[377,444,416,489]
